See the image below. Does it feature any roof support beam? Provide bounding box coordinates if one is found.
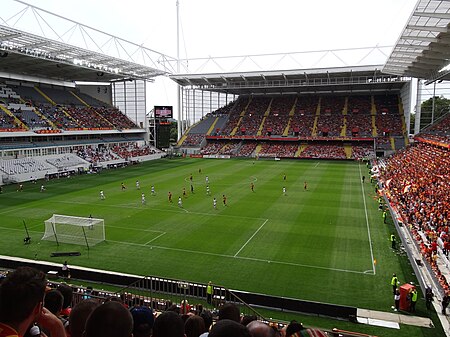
[413,11,450,20]
[400,35,438,43]
[406,25,448,33]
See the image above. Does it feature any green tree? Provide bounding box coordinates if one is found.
[420,96,450,129]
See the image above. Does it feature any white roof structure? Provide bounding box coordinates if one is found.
[384,0,450,84]
[0,0,177,82]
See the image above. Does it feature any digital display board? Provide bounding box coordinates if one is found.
[154,106,173,118]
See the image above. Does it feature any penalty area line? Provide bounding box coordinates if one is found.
[144,232,166,245]
[234,219,268,257]
[106,239,371,275]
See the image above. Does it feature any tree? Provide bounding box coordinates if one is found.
[419,96,450,130]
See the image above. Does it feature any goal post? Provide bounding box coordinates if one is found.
[42,214,105,247]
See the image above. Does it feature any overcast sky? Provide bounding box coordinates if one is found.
[6,0,419,115]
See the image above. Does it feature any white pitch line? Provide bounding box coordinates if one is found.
[0,206,32,215]
[359,163,376,275]
[234,219,268,257]
[53,200,266,221]
[144,232,166,245]
[107,238,371,275]
[314,162,320,168]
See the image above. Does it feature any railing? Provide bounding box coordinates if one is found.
[113,276,266,319]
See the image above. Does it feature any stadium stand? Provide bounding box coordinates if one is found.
[380,141,450,294]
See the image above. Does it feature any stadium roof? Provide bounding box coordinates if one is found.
[383,0,450,84]
[0,25,169,82]
[170,65,408,95]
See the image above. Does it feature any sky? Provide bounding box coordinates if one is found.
[4,0,420,117]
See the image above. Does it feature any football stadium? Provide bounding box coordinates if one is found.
[0,1,450,337]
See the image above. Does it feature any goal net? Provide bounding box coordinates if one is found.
[42,214,105,247]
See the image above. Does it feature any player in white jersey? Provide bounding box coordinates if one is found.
[100,190,105,200]
[136,180,140,190]
[178,196,183,207]
[141,193,146,204]
[40,185,46,192]
[205,176,209,184]
[151,185,155,195]
[282,186,286,195]
[213,197,217,209]
[206,185,210,195]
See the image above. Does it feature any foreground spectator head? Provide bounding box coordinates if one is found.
[0,267,47,335]
[218,303,240,322]
[199,310,213,332]
[152,311,185,337]
[184,315,205,337]
[84,301,133,337]
[285,321,303,337]
[241,315,257,326]
[247,321,276,337]
[68,299,100,337]
[44,289,64,316]
[209,319,250,337]
[130,305,154,337]
[57,283,73,316]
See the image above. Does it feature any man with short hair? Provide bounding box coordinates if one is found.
[152,311,185,337]
[67,299,99,337]
[247,320,276,337]
[84,301,132,337]
[0,267,66,337]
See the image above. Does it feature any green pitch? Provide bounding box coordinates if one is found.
[0,158,412,312]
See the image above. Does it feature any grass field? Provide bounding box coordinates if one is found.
[0,158,416,313]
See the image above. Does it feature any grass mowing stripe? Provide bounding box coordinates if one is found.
[358,162,376,275]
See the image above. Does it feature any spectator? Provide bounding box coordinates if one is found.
[0,267,66,337]
[152,311,185,337]
[84,301,132,337]
[184,315,205,337]
[218,303,240,322]
[68,299,100,337]
[57,284,73,319]
[130,306,154,337]
[209,319,250,337]
[247,320,276,337]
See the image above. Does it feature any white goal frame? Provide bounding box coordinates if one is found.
[42,214,105,247]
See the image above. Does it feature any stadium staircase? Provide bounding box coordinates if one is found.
[33,108,58,130]
[256,98,273,136]
[0,105,28,130]
[389,137,396,150]
[282,97,297,136]
[34,87,57,106]
[294,144,307,157]
[311,98,321,136]
[341,116,347,137]
[341,98,348,136]
[343,145,352,159]
[231,97,252,136]
[371,96,378,136]
[206,117,219,135]
[254,144,262,156]
[70,91,90,106]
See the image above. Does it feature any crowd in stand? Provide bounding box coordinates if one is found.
[77,147,117,164]
[299,144,347,159]
[238,142,257,157]
[346,113,372,137]
[183,134,205,146]
[200,142,225,155]
[0,83,137,131]
[0,267,327,337]
[316,113,343,137]
[218,142,240,155]
[258,142,298,158]
[380,142,450,293]
[351,145,375,159]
